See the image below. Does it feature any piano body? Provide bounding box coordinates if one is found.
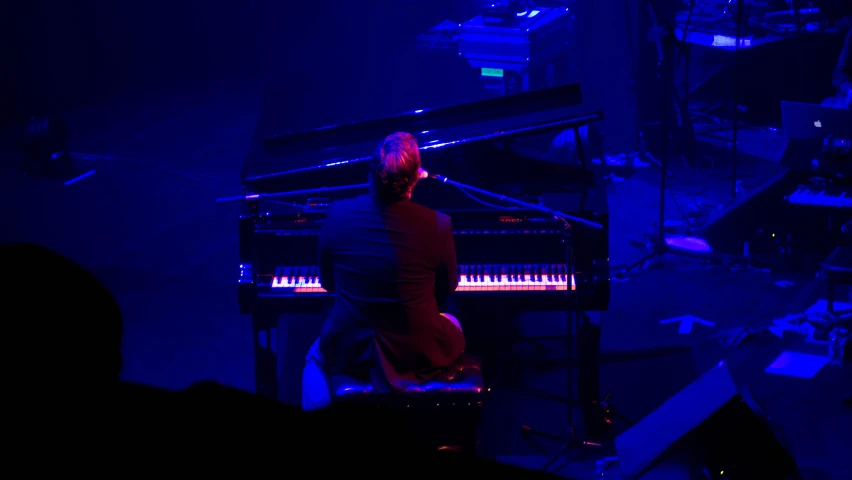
[235,82,607,399]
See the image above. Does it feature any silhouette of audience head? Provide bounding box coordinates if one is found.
[1,243,123,392]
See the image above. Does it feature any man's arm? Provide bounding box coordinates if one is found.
[833,29,852,96]
[435,214,458,303]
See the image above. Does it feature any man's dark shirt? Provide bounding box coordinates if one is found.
[834,29,852,94]
[317,194,464,391]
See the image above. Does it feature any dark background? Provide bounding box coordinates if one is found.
[2,0,645,152]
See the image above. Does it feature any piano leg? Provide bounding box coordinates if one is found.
[578,312,605,443]
[572,126,587,169]
[252,312,279,400]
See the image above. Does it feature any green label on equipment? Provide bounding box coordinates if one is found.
[481,68,504,78]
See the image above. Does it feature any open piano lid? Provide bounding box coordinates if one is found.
[242,82,603,197]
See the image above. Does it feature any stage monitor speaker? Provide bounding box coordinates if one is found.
[615,361,801,479]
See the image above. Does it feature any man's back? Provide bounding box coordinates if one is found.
[317,194,462,390]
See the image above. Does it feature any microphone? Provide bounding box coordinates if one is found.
[418,168,430,180]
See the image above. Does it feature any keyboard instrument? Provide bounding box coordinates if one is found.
[241,207,607,313]
[268,264,574,293]
[787,185,852,208]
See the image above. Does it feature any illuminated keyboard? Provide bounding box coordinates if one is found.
[271,267,325,292]
[788,186,852,209]
[269,264,574,293]
[241,209,609,313]
[456,264,573,291]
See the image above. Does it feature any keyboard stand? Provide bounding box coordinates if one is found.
[252,311,280,400]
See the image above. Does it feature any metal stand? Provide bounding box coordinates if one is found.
[539,225,585,471]
[641,0,696,175]
[622,0,717,275]
[731,0,745,201]
[252,312,279,399]
[623,0,683,275]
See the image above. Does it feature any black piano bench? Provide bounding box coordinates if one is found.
[821,246,852,315]
[330,353,486,454]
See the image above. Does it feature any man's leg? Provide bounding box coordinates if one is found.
[439,312,466,363]
[302,339,332,411]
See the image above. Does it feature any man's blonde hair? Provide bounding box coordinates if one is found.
[370,132,421,203]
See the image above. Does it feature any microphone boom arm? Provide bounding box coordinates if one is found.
[430,174,603,230]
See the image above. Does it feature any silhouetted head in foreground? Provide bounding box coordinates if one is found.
[1,243,122,392]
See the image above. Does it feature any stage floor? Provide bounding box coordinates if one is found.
[1,80,849,479]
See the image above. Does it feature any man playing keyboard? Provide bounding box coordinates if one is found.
[302,132,465,411]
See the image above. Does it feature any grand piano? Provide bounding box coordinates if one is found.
[231,82,608,399]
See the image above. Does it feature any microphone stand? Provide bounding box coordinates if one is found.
[731,0,745,201]
[622,0,682,276]
[428,174,603,470]
[621,0,726,278]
